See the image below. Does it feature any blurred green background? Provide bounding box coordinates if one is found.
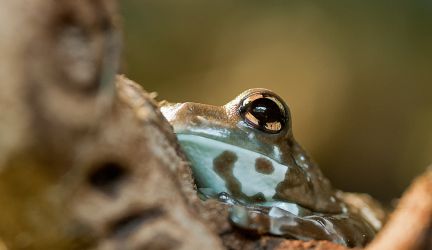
[120,1,432,204]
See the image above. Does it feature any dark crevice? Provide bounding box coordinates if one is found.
[87,161,128,196]
[109,208,165,238]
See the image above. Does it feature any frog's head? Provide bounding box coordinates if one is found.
[161,88,343,213]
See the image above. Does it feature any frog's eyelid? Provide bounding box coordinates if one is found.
[240,92,288,115]
[240,92,287,115]
[239,93,263,107]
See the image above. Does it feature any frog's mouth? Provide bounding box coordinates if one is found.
[176,133,292,205]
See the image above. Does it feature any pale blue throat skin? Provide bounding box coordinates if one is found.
[160,88,382,247]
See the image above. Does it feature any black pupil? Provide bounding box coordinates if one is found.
[244,97,285,131]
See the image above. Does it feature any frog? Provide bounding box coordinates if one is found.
[160,88,385,247]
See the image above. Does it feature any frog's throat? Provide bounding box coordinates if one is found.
[176,133,294,205]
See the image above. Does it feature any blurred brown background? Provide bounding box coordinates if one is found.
[120,1,432,204]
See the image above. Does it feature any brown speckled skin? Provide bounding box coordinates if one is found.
[161,88,387,247]
[162,88,343,213]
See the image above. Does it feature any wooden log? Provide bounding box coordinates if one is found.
[367,168,432,250]
[74,76,223,250]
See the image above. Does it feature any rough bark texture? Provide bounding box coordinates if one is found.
[73,76,223,250]
[366,168,432,250]
[0,1,431,250]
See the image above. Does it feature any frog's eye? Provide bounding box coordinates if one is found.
[239,93,287,133]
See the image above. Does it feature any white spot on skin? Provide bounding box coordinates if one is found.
[273,146,282,162]
[248,132,255,140]
[271,202,301,215]
[341,204,348,213]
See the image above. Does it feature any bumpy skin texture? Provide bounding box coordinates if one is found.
[161,89,385,247]
[161,89,342,213]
